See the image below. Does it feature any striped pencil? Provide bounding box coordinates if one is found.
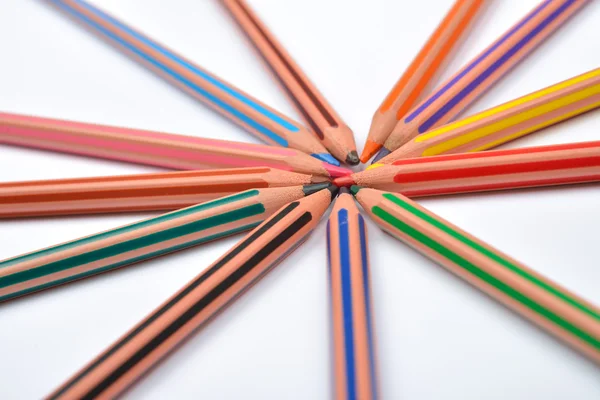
[327,188,378,400]
[47,186,337,399]
[0,167,324,218]
[0,112,350,178]
[0,184,329,303]
[48,0,339,165]
[334,141,600,197]
[373,0,588,163]
[361,0,484,162]
[222,0,359,165]
[352,187,600,363]
[382,68,600,162]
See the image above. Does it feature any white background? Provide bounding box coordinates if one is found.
[0,0,599,398]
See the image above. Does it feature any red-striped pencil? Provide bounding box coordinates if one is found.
[334,141,600,197]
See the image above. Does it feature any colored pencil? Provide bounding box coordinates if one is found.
[327,188,378,400]
[47,186,337,399]
[0,167,324,218]
[352,187,600,363]
[382,68,600,162]
[0,184,329,303]
[361,0,484,162]
[334,141,600,197]
[222,0,359,165]
[372,0,588,163]
[48,0,339,165]
[0,112,350,178]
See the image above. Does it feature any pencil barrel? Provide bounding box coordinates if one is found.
[327,195,378,400]
[46,190,332,399]
[358,189,600,362]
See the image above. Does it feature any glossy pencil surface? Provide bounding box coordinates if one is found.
[354,187,600,363]
[327,191,377,400]
[361,0,483,162]
[0,167,319,218]
[47,188,336,400]
[338,141,600,197]
[48,0,338,164]
[0,112,350,178]
[374,0,588,162]
[383,67,600,162]
[223,0,359,165]
[0,185,328,302]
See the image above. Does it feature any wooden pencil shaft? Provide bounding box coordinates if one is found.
[0,187,311,302]
[381,0,588,153]
[355,188,600,362]
[355,141,600,197]
[48,0,334,161]
[327,193,378,400]
[363,0,483,161]
[222,0,358,164]
[47,189,334,399]
[0,167,316,217]
[384,67,600,162]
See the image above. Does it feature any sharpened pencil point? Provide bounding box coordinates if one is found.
[302,182,331,196]
[339,187,350,195]
[312,153,340,166]
[345,150,360,166]
[326,183,340,199]
[323,163,352,178]
[332,175,355,188]
[360,140,382,163]
[371,147,391,163]
[350,185,363,196]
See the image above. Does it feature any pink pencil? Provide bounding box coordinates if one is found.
[0,112,350,178]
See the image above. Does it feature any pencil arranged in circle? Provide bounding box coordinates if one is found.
[48,0,339,165]
[0,112,351,178]
[335,141,600,197]
[352,187,600,363]
[0,184,329,303]
[47,186,338,400]
[382,67,600,162]
[222,0,359,165]
[327,188,378,400]
[0,167,323,218]
[372,0,588,163]
[361,0,484,162]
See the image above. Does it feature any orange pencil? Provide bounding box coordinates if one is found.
[373,0,588,162]
[361,0,484,162]
[353,187,600,363]
[334,141,600,197]
[0,167,323,218]
[47,186,337,399]
[222,0,359,165]
[327,189,378,400]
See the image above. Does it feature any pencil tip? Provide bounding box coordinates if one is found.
[323,163,352,178]
[360,140,382,163]
[312,153,340,166]
[339,187,350,195]
[332,175,355,188]
[371,147,391,164]
[302,182,331,196]
[345,150,360,166]
[326,183,340,200]
[350,185,363,196]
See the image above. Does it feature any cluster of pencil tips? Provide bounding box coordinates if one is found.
[1,0,599,398]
